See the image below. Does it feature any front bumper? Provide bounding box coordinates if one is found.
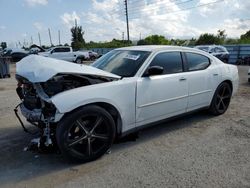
[20,103,42,122]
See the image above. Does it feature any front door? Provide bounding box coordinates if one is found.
[136,51,188,126]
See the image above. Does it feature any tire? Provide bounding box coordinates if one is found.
[223,58,228,64]
[56,105,116,163]
[75,57,82,64]
[209,82,232,115]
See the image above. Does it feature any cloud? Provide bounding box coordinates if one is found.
[25,0,48,6]
[33,22,45,31]
[60,11,81,28]
[81,0,201,41]
[198,0,249,17]
[0,25,6,30]
[222,18,250,37]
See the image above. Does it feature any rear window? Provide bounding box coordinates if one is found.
[186,53,210,71]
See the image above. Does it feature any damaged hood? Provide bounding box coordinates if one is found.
[16,55,120,83]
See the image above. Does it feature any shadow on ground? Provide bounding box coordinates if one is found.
[0,110,214,185]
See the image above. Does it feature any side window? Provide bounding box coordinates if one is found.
[216,47,225,53]
[53,48,61,53]
[186,53,210,71]
[61,48,70,52]
[149,52,183,74]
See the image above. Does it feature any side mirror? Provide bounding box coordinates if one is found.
[145,66,164,76]
[50,50,54,54]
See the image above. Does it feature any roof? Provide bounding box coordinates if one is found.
[116,45,198,52]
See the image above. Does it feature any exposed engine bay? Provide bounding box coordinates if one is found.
[15,73,118,151]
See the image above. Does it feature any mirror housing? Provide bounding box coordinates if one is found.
[145,66,164,76]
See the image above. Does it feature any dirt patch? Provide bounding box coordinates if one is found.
[0,64,249,188]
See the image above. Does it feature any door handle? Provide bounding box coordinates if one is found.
[179,77,187,81]
[213,73,218,76]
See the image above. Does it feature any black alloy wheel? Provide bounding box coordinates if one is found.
[56,105,116,163]
[209,82,232,115]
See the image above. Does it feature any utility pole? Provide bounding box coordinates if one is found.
[122,32,124,41]
[31,36,33,45]
[58,30,61,45]
[48,28,53,46]
[139,32,141,40]
[75,19,78,42]
[38,32,41,46]
[124,0,130,43]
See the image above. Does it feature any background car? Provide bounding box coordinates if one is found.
[15,46,238,163]
[78,50,100,60]
[195,45,229,63]
[248,68,250,82]
[38,46,89,63]
[2,48,28,62]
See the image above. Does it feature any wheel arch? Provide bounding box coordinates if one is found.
[221,79,233,92]
[61,102,123,137]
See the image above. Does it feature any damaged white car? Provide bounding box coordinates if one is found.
[15,46,239,162]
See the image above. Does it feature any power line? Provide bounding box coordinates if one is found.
[129,0,194,10]
[113,0,190,14]
[127,0,195,16]
[127,0,225,19]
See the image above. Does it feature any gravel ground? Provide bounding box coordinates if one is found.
[0,64,249,188]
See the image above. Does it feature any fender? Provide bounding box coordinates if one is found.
[51,78,138,132]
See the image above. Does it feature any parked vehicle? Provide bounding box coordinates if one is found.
[195,45,229,63]
[236,55,250,65]
[248,68,250,82]
[78,50,100,60]
[29,45,45,54]
[15,46,239,162]
[38,46,89,63]
[2,48,28,62]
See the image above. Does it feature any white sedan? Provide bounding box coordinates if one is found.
[15,46,239,162]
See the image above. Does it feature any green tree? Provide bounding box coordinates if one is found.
[137,35,169,45]
[0,42,7,49]
[239,30,250,44]
[196,33,221,45]
[217,29,227,44]
[71,26,85,50]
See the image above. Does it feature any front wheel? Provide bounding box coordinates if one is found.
[75,57,82,64]
[56,105,116,163]
[209,82,232,115]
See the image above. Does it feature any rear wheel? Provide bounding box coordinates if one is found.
[76,57,82,64]
[209,82,232,115]
[56,105,116,163]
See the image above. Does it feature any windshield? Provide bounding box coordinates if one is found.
[91,50,151,77]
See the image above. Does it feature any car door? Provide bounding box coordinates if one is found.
[184,52,216,111]
[136,51,188,126]
[60,47,73,62]
[50,48,63,60]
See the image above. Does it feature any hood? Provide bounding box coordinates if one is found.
[38,52,50,56]
[16,55,120,83]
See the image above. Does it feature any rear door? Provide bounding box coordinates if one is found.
[184,52,216,111]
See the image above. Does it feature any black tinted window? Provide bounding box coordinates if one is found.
[186,53,210,71]
[53,48,61,52]
[149,52,183,74]
[61,48,70,52]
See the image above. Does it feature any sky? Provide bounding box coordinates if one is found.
[0,0,249,47]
